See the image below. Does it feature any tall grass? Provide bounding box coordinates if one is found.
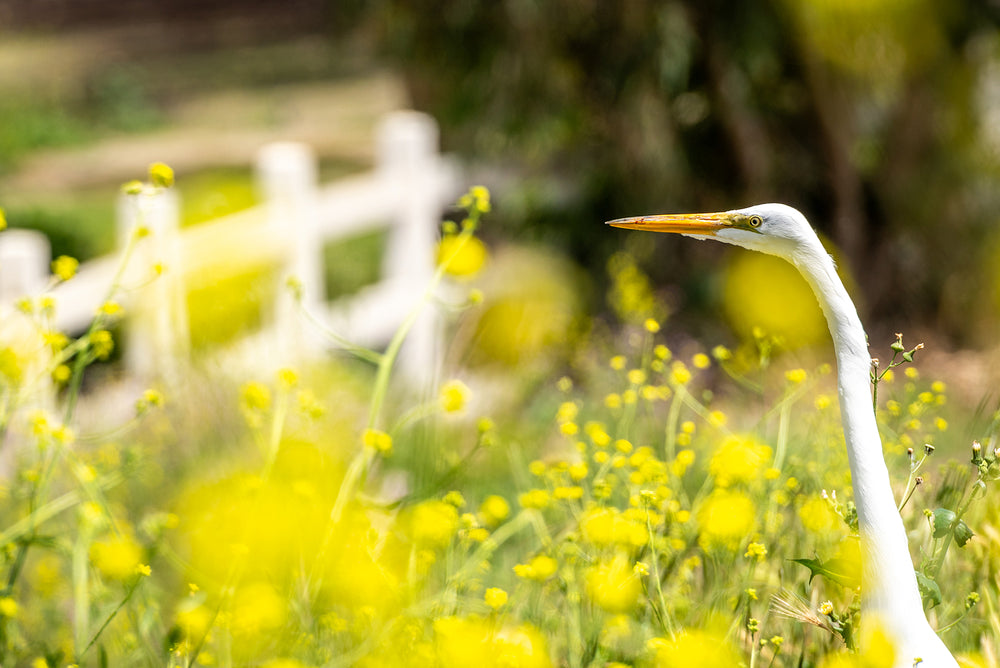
[0,178,996,668]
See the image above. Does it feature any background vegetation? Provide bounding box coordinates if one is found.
[1,2,1000,666]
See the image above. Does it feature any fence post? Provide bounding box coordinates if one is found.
[0,229,50,304]
[117,189,188,385]
[376,111,443,388]
[0,229,55,412]
[257,142,323,367]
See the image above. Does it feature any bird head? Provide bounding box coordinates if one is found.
[606,203,817,261]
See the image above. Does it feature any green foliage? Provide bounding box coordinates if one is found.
[366,0,1000,343]
[5,198,118,260]
[0,95,91,172]
[1,182,998,666]
[791,556,860,590]
[323,230,385,300]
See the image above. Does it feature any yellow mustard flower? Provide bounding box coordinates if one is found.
[240,381,271,413]
[363,428,393,455]
[799,496,840,533]
[440,379,471,413]
[518,489,550,510]
[409,499,460,549]
[484,587,508,610]
[712,345,732,361]
[580,507,617,546]
[90,535,143,581]
[51,255,79,281]
[0,597,18,618]
[437,234,487,277]
[479,495,511,527]
[670,361,692,385]
[553,485,584,501]
[230,581,285,637]
[276,367,298,389]
[89,330,114,359]
[697,490,755,549]
[435,617,551,668]
[513,554,558,582]
[149,162,175,188]
[671,449,696,477]
[586,552,641,613]
[709,435,773,487]
[649,628,741,668]
[785,368,808,384]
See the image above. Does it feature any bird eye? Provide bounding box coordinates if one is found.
[748,215,763,228]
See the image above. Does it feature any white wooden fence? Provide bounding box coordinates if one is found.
[0,111,461,389]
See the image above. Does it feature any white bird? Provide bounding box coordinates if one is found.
[607,204,957,667]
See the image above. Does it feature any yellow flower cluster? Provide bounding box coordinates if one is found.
[514,554,558,581]
[408,500,460,549]
[363,428,393,455]
[90,535,143,581]
[51,255,79,281]
[606,252,660,324]
[434,616,551,668]
[708,435,773,487]
[586,552,642,613]
[649,628,742,668]
[697,489,756,549]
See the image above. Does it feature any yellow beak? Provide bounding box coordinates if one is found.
[605,212,731,235]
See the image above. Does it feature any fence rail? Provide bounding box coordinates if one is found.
[0,110,461,389]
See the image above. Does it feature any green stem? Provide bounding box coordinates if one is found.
[936,609,970,634]
[260,385,290,483]
[72,526,92,652]
[646,507,675,638]
[63,219,144,423]
[774,399,791,471]
[929,481,981,579]
[297,299,383,366]
[310,220,480,595]
[663,387,683,463]
[1,473,124,594]
[81,576,144,655]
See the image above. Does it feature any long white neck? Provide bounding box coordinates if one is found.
[790,239,956,666]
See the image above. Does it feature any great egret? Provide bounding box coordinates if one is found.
[607,204,957,667]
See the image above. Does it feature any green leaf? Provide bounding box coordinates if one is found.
[932,508,956,538]
[791,556,860,589]
[916,571,942,608]
[954,519,974,547]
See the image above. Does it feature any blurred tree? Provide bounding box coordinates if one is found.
[363,0,1000,344]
